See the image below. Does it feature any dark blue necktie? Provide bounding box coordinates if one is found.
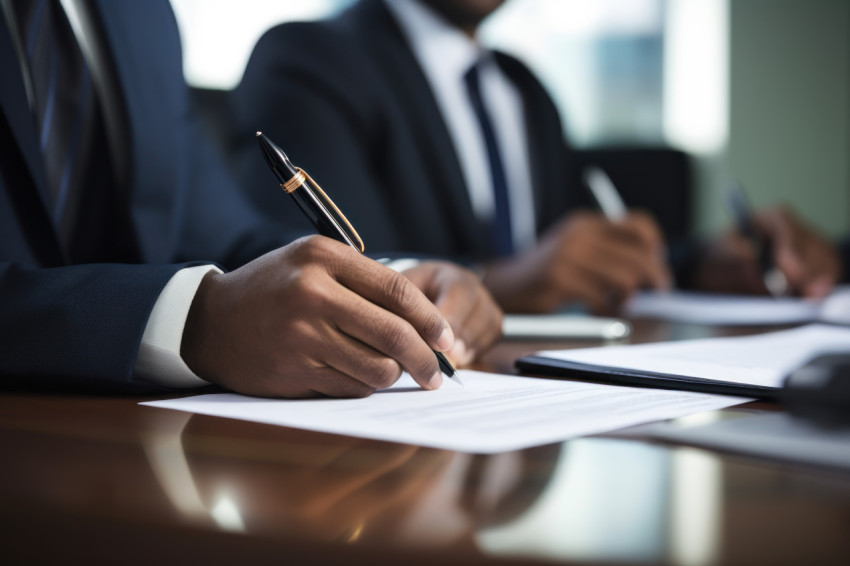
[13,0,106,254]
[464,60,514,258]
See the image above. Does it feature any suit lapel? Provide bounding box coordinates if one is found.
[0,10,53,211]
[90,0,181,264]
[68,0,131,189]
[350,0,490,254]
[0,8,65,265]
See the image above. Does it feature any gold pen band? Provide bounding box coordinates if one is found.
[281,167,365,253]
[281,170,306,193]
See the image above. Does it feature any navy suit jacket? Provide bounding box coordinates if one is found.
[231,0,580,264]
[0,1,287,389]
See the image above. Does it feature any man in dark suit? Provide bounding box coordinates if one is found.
[0,0,501,395]
[231,0,672,315]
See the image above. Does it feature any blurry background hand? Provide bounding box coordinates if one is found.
[695,206,841,297]
[758,206,841,297]
[482,211,671,314]
[401,262,503,366]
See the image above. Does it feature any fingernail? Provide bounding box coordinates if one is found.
[428,370,443,390]
[437,325,454,351]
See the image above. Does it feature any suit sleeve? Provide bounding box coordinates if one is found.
[0,261,190,390]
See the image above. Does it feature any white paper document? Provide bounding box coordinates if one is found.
[141,370,745,453]
[625,286,850,326]
[537,324,850,389]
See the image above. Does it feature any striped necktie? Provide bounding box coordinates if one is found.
[464,59,515,258]
[13,0,112,258]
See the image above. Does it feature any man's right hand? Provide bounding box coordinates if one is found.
[180,236,454,398]
[694,206,841,297]
[483,211,670,314]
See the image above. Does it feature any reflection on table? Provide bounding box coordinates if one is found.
[2,320,849,564]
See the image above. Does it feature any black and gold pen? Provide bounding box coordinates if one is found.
[256,132,460,385]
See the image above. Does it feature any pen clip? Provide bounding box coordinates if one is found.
[281,167,365,253]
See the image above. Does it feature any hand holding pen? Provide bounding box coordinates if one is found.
[754,206,841,298]
[483,200,670,316]
[694,183,841,298]
[174,130,496,398]
[724,182,790,297]
[257,132,463,385]
[483,164,669,314]
[181,237,455,397]
[725,185,840,298]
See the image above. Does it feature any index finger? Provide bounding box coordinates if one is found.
[620,212,666,251]
[328,247,454,353]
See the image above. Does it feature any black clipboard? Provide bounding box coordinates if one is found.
[515,355,780,400]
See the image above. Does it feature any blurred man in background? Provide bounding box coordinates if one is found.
[232,0,845,308]
[232,0,671,316]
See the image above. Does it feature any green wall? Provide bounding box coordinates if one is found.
[708,0,850,237]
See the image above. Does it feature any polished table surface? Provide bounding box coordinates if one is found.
[2,320,849,565]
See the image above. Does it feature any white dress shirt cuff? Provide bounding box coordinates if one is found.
[133,265,222,388]
[380,258,422,273]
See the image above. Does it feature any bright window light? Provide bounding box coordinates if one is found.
[663,0,729,154]
[170,0,351,89]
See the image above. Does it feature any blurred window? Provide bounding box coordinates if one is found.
[171,0,726,152]
[170,0,355,88]
[481,0,665,146]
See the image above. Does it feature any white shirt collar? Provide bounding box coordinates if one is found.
[384,0,485,85]
[382,0,538,251]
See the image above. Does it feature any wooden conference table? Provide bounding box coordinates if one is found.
[2,319,849,565]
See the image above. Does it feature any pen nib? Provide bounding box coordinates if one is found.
[448,372,464,387]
